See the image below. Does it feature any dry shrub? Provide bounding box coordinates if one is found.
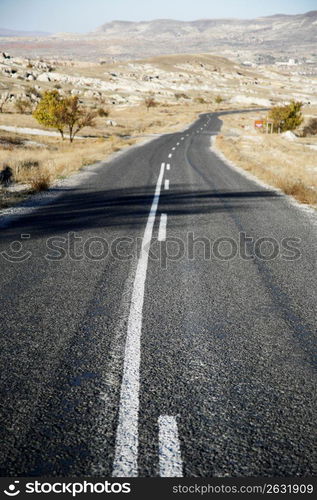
[29,173,51,192]
[303,118,317,137]
[148,120,163,128]
[18,160,40,170]
[144,96,157,110]
[194,97,206,104]
[277,179,317,205]
[0,134,24,146]
[175,93,189,100]
[97,107,109,117]
[15,99,31,114]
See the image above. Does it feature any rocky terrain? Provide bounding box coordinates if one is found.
[0,51,316,114]
[0,11,316,66]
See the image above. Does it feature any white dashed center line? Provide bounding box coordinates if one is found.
[168,153,172,158]
[158,416,183,477]
[164,179,170,190]
[158,213,167,241]
[112,162,165,477]
[172,147,176,150]
[177,142,180,146]
[166,164,170,171]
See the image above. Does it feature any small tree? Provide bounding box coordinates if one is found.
[58,96,96,142]
[33,90,65,139]
[144,96,157,112]
[268,100,303,133]
[215,95,223,104]
[33,91,96,142]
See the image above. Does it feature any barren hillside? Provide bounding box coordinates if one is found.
[1,52,316,114]
[0,11,316,64]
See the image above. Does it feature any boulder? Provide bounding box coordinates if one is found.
[106,119,117,127]
[281,131,297,140]
[84,89,101,99]
[37,73,51,82]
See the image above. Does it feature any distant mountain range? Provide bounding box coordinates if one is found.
[0,11,316,61]
[91,11,317,49]
[0,28,51,37]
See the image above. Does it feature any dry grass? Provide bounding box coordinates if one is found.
[278,180,316,205]
[215,108,317,207]
[29,173,51,192]
[0,136,130,181]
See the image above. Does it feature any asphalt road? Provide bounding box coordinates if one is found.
[0,111,316,477]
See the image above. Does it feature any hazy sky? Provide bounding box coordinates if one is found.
[0,0,315,33]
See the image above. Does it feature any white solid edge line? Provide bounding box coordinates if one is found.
[166,164,170,171]
[158,213,167,241]
[158,416,183,477]
[112,162,165,477]
[164,179,170,190]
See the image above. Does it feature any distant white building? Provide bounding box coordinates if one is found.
[275,58,298,67]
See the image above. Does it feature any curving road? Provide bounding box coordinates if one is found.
[0,111,316,477]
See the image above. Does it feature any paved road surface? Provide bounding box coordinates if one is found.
[0,111,316,477]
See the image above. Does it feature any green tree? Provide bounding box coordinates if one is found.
[33,90,65,139]
[33,91,96,142]
[268,100,303,133]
